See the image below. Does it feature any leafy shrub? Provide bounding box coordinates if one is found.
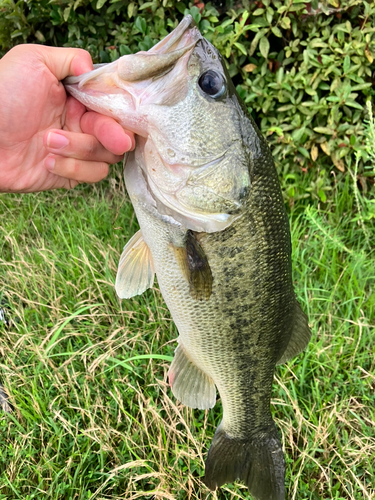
[1,0,374,204]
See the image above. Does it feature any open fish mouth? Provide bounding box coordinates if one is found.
[79,16,197,86]
[63,15,201,115]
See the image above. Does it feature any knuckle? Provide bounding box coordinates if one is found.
[96,163,109,181]
[67,158,81,176]
[56,157,109,184]
[76,48,91,62]
[85,136,99,159]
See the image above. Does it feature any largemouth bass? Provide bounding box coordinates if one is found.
[64,16,311,500]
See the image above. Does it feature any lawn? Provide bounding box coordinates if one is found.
[0,161,374,499]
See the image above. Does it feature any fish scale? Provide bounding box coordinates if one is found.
[64,15,311,500]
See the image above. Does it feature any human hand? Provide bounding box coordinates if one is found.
[0,44,135,193]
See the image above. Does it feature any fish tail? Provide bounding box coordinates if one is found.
[203,424,285,500]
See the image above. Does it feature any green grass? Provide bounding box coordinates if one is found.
[0,164,374,500]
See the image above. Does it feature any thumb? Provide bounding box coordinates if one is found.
[40,46,94,80]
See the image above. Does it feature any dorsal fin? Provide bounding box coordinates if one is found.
[277,300,311,365]
[115,230,155,299]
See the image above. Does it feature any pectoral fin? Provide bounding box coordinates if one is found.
[168,343,216,410]
[173,231,213,300]
[115,230,155,299]
[277,300,311,365]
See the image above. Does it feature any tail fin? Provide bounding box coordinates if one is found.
[203,425,285,500]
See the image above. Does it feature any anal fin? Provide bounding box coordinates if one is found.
[168,344,216,410]
[115,230,155,299]
[277,299,311,365]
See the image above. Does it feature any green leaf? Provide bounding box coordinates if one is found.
[310,39,328,48]
[301,101,318,107]
[189,6,202,24]
[292,127,306,142]
[298,147,310,159]
[253,8,265,15]
[276,67,284,84]
[343,55,350,74]
[176,2,186,14]
[96,0,107,8]
[10,30,24,39]
[63,6,71,22]
[247,19,269,29]
[267,126,284,137]
[313,127,335,135]
[139,2,155,10]
[338,147,351,159]
[351,83,372,91]
[271,26,282,38]
[220,18,235,29]
[119,44,132,56]
[128,2,135,18]
[278,104,295,112]
[234,42,247,56]
[279,17,291,29]
[34,30,45,42]
[318,189,327,202]
[135,16,147,34]
[259,36,270,59]
[344,99,363,110]
[249,28,268,56]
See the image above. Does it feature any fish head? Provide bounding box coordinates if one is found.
[64,16,254,233]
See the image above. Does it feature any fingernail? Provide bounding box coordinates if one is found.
[120,135,135,154]
[47,132,69,149]
[45,156,56,171]
[126,135,135,151]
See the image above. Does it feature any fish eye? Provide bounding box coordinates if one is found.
[198,70,226,98]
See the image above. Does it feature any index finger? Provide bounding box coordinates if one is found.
[38,45,94,80]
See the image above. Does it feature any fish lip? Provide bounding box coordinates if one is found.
[63,15,200,89]
[149,15,197,54]
[62,62,119,88]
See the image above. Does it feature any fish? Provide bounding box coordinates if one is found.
[64,15,311,500]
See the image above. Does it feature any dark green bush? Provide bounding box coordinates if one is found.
[1,0,374,203]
